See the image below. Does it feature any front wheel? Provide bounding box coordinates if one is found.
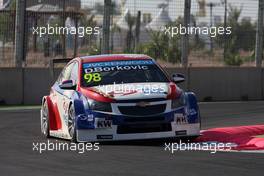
[68,104,77,142]
[41,100,50,137]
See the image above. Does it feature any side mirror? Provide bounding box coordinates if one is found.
[172,73,185,83]
[59,80,76,90]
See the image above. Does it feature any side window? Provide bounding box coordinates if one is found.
[70,62,79,84]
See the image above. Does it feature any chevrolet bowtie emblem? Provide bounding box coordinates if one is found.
[136,101,150,107]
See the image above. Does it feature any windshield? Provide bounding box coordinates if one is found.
[81,60,169,87]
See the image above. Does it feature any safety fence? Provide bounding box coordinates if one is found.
[0,0,262,67]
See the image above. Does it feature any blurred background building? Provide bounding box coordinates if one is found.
[0,0,262,67]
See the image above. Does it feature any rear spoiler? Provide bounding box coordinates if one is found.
[49,58,73,79]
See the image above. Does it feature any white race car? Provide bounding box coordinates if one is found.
[40,54,201,142]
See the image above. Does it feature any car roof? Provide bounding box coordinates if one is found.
[79,54,153,63]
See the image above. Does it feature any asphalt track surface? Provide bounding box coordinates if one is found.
[0,101,264,176]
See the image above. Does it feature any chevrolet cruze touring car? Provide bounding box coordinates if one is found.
[40,54,201,142]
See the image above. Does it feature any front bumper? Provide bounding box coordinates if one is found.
[76,123,200,142]
[74,94,201,142]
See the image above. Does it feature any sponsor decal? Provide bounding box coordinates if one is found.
[83,60,153,68]
[174,114,188,124]
[96,119,112,128]
[79,114,94,122]
[83,60,153,74]
[84,73,102,83]
[97,135,113,139]
[84,65,149,73]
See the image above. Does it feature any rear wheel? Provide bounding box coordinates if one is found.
[68,104,77,142]
[41,101,50,137]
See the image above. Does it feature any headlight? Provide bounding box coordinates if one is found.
[171,93,185,109]
[87,99,112,112]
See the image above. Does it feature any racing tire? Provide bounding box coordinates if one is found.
[41,100,50,138]
[68,104,77,143]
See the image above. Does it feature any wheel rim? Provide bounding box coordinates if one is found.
[42,103,48,135]
[68,106,75,138]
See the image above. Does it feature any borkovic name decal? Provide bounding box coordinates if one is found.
[83,60,153,73]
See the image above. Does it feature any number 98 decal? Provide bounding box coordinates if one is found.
[84,73,102,83]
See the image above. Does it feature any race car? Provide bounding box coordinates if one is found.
[40,54,201,142]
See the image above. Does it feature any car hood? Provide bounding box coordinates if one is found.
[90,82,170,101]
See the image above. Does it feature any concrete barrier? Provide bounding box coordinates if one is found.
[189,67,262,101]
[0,68,23,104]
[0,67,263,105]
[24,69,53,104]
[166,67,263,101]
